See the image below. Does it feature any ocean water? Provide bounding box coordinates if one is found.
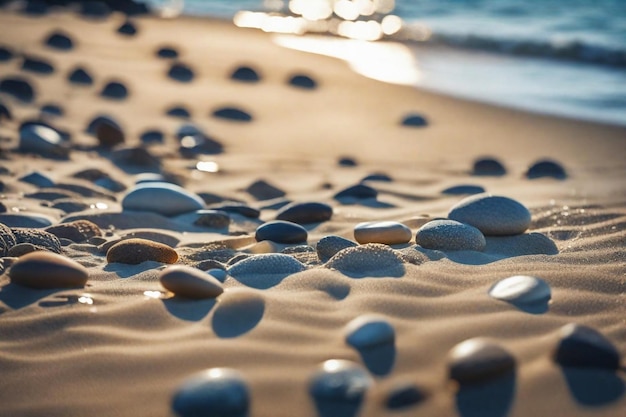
[147,0,626,126]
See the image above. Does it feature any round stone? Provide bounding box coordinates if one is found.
[472,157,506,176]
[67,67,94,85]
[44,31,74,50]
[334,184,378,200]
[156,46,179,59]
[100,81,128,100]
[159,265,223,299]
[168,63,194,83]
[288,74,317,89]
[255,220,308,244]
[276,202,333,224]
[45,220,102,243]
[345,315,395,349]
[212,107,253,122]
[385,383,426,410]
[94,117,125,147]
[19,123,68,158]
[400,113,428,127]
[172,368,249,417]
[489,275,551,305]
[0,77,35,103]
[526,159,567,180]
[122,182,205,216]
[21,56,54,74]
[41,103,64,117]
[231,66,261,82]
[325,243,405,278]
[441,185,485,195]
[106,238,178,264]
[9,251,88,289]
[553,323,620,370]
[448,194,532,236]
[448,338,516,384]
[227,253,306,280]
[309,360,373,404]
[117,21,138,36]
[0,46,14,62]
[316,235,358,263]
[166,105,190,118]
[140,129,164,145]
[361,173,392,182]
[415,220,486,251]
[354,221,412,245]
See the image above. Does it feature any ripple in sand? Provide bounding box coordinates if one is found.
[106,238,178,265]
[231,65,261,82]
[400,113,428,127]
[288,73,317,89]
[67,67,94,85]
[159,265,223,299]
[489,275,551,313]
[168,62,195,83]
[526,159,567,180]
[448,194,531,236]
[553,323,620,370]
[354,221,412,245]
[172,368,250,417]
[9,251,89,289]
[100,80,129,100]
[228,254,306,289]
[415,219,486,251]
[117,20,138,36]
[122,182,205,216]
[472,157,507,176]
[326,244,405,278]
[21,55,55,75]
[448,338,516,384]
[309,360,373,417]
[44,31,74,51]
[0,76,35,103]
[212,289,265,338]
[276,201,333,224]
[255,220,308,244]
[212,106,253,122]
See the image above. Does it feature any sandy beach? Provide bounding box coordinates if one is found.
[0,4,625,417]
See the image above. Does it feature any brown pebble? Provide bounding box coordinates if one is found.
[9,251,89,289]
[448,338,515,384]
[96,120,125,147]
[159,265,223,299]
[106,238,178,264]
[46,220,102,242]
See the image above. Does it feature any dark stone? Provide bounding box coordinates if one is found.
[177,124,223,156]
[45,220,102,243]
[0,202,6,214]
[51,199,90,214]
[87,115,125,147]
[0,77,36,103]
[80,1,112,19]
[288,74,317,89]
[19,171,55,187]
[140,129,164,145]
[166,105,191,119]
[472,157,507,176]
[111,146,160,168]
[276,202,333,224]
[40,103,64,117]
[0,46,14,62]
[212,107,253,122]
[441,185,486,195]
[231,66,261,82]
[245,179,285,201]
[67,67,94,85]
[22,0,49,15]
[117,20,138,36]
[361,173,392,182]
[100,81,129,100]
[386,384,426,410]
[21,56,55,74]
[255,220,307,244]
[168,63,194,83]
[0,101,12,121]
[316,235,358,263]
[209,203,260,219]
[44,31,74,50]
[334,184,378,200]
[156,47,179,59]
[338,156,357,167]
[401,113,428,127]
[554,323,620,370]
[526,159,567,180]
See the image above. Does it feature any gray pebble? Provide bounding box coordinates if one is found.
[415,220,486,251]
[448,194,531,236]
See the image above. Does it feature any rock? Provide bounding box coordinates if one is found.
[212,107,253,122]
[209,203,260,219]
[45,220,102,243]
[21,56,55,74]
[0,46,14,62]
[100,81,129,100]
[0,77,35,103]
[385,383,426,410]
[354,221,412,245]
[95,118,125,147]
[12,227,62,253]
[316,235,358,263]
[40,103,64,117]
[441,185,485,195]
[8,242,42,257]
[19,123,69,158]
[177,124,223,156]
[117,20,138,36]
[553,323,620,370]
[228,254,306,280]
[9,251,88,289]
[276,201,333,224]
[19,171,55,188]
[159,265,224,299]
[448,194,532,236]
[309,360,372,409]
[245,179,285,200]
[0,101,12,122]
[0,223,17,256]
[325,243,405,278]
[80,1,111,19]
[345,315,395,349]
[166,105,190,118]
[338,156,358,167]
[485,232,558,256]
[51,199,90,214]
[472,157,507,176]
[526,159,567,180]
[106,238,178,264]
[489,275,551,305]
[231,66,261,82]
[0,214,54,228]
[111,146,160,168]
[255,220,308,244]
[400,113,428,127]
[172,368,249,417]
[334,184,378,200]
[44,31,74,50]
[288,74,317,89]
[448,338,516,384]
[67,67,94,85]
[193,210,231,229]
[122,182,205,216]
[140,129,164,145]
[415,220,486,251]
[361,173,393,182]
[156,46,179,59]
[168,62,194,82]
[207,268,227,283]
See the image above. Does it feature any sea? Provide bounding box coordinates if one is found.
[146,0,626,126]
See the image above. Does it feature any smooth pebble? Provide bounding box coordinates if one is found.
[309,359,373,404]
[553,323,620,369]
[122,182,205,216]
[19,123,68,158]
[354,221,412,245]
[316,235,358,263]
[255,220,307,244]
[288,74,317,89]
[212,107,253,122]
[276,201,332,224]
[472,157,506,176]
[193,210,231,229]
[325,244,405,277]
[526,159,567,180]
[228,253,305,279]
[489,275,551,305]
[67,67,94,85]
[9,251,88,289]
[159,265,223,299]
[231,66,260,82]
[106,238,178,264]
[45,31,74,50]
[0,77,35,102]
[415,220,486,251]
[345,315,395,349]
[401,113,428,127]
[334,184,378,200]
[168,62,194,82]
[448,338,516,384]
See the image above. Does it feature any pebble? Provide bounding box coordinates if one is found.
[325,243,405,277]
[489,275,551,305]
[231,66,261,82]
[354,221,412,245]
[212,106,253,122]
[553,323,620,370]
[0,76,36,103]
[117,21,138,36]
[415,220,486,251]
[441,184,485,195]
[12,227,62,253]
[526,159,567,180]
[288,74,317,89]
[19,171,55,188]
[40,103,64,117]
[94,117,125,147]
[276,201,333,224]
[111,146,160,168]
[0,223,17,257]
[228,253,306,279]
[106,238,178,264]
[45,220,102,243]
[448,338,516,384]
[345,315,395,349]
[9,251,89,289]
[255,220,308,244]
[207,268,228,283]
[361,172,392,182]
[316,235,358,263]
[156,46,179,59]
[172,368,249,417]
[44,31,74,50]
[385,383,426,410]
[210,203,260,219]
[334,184,378,200]
[0,101,11,121]
[0,214,54,228]
[122,182,205,216]
[309,360,373,405]
[159,265,223,299]
[67,67,94,85]
[21,56,55,74]
[245,179,285,200]
[472,157,507,176]
[338,156,358,167]
[80,1,111,19]
[485,232,558,256]
[177,124,223,156]
[166,105,190,118]
[400,113,428,127]
[100,81,129,100]
[51,199,90,214]
[168,63,195,82]
[193,210,231,229]
[0,46,14,62]
[448,194,532,236]
[139,129,164,145]
[8,242,40,257]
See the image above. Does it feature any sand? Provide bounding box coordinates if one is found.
[0,7,625,417]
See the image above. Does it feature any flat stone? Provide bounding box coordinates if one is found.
[338,156,358,167]
[316,235,358,263]
[325,243,405,278]
[8,242,42,257]
[401,113,428,127]
[140,129,164,145]
[288,74,317,89]
[166,105,190,118]
[52,199,90,214]
[177,124,223,156]
[40,103,64,117]
[361,173,392,182]
[309,359,372,405]
[472,157,507,176]
[526,159,567,180]
[354,221,412,245]
[117,21,138,36]
[0,214,54,228]
[45,220,102,243]
[159,265,223,299]
[100,81,129,100]
[209,203,260,219]
[415,220,486,251]
[489,275,551,305]
[448,338,516,384]
[68,67,94,85]
[448,194,532,236]
[207,268,228,283]
[19,171,55,188]
[9,251,88,289]
[193,210,231,229]
[156,46,179,59]
[334,184,378,200]
[385,383,426,410]
[44,31,74,50]
[212,107,253,122]
[231,66,261,82]
[21,56,55,74]
[122,182,205,216]
[441,185,485,195]
[168,62,194,82]
[345,315,395,349]
[12,227,61,253]
[255,220,307,244]
[276,201,333,224]
[245,179,285,200]
[106,238,178,264]
[553,323,620,370]
[228,253,306,279]
[0,77,36,103]
[172,368,249,417]
[111,146,161,168]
